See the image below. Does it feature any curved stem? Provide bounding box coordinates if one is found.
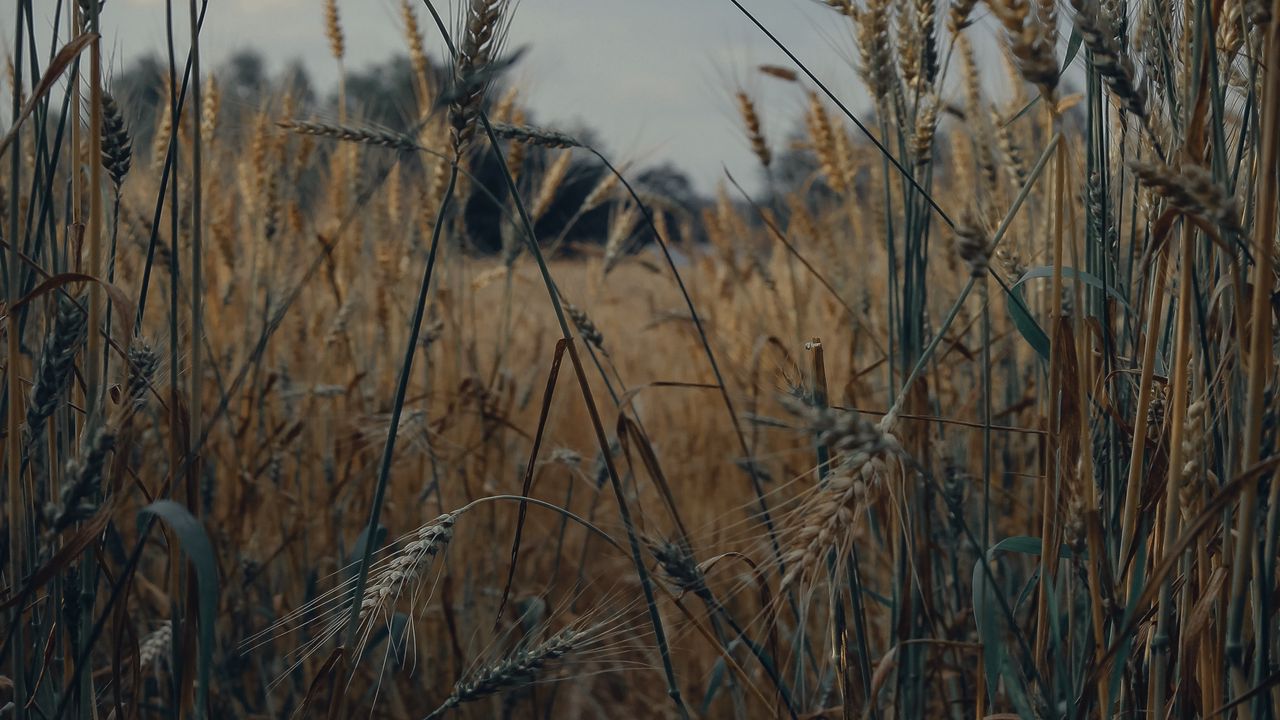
[342,160,458,651]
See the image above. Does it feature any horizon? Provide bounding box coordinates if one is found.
[9,0,882,196]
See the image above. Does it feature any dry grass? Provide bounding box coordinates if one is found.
[2,0,1278,718]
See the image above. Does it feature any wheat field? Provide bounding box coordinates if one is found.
[1,0,1278,718]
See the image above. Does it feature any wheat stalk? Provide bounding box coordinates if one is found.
[26,295,87,436]
[778,400,903,590]
[490,122,581,149]
[1130,159,1242,234]
[275,119,421,153]
[425,624,600,719]
[324,0,345,61]
[101,93,132,187]
[735,91,771,168]
[450,0,510,155]
[531,150,573,221]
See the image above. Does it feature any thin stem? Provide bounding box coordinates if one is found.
[187,0,204,512]
[342,158,457,652]
[6,1,27,716]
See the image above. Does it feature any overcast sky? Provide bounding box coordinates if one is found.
[9,0,900,194]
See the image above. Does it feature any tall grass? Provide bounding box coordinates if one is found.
[1,0,1278,717]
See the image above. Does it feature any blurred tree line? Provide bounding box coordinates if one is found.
[110,49,707,255]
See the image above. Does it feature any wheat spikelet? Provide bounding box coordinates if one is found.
[565,303,605,353]
[833,124,857,193]
[504,111,529,184]
[956,34,983,122]
[896,5,922,90]
[426,624,600,719]
[276,120,421,153]
[44,423,115,535]
[125,339,160,411]
[916,0,940,90]
[954,208,991,278]
[138,622,172,672]
[450,0,510,155]
[806,93,845,194]
[151,100,172,174]
[602,202,641,275]
[1179,399,1207,521]
[386,161,403,224]
[201,74,219,141]
[735,91,771,168]
[758,64,799,81]
[324,0,345,61]
[101,93,132,188]
[353,513,456,648]
[897,0,938,92]
[1070,0,1152,122]
[400,0,433,107]
[493,85,519,123]
[949,0,979,32]
[821,0,858,15]
[778,400,902,591]
[990,0,1060,101]
[3,55,18,109]
[326,299,355,348]
[1130,159,1243,234]
[855,0,896,103]
[650,539,708,597]
[490,122,581,149]
[582,167,621,213]
[531,150,573,221]
[1244,0,1271,25]
[912,95,938,166]
[27,295,87,436]
[992,108,1028,188]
